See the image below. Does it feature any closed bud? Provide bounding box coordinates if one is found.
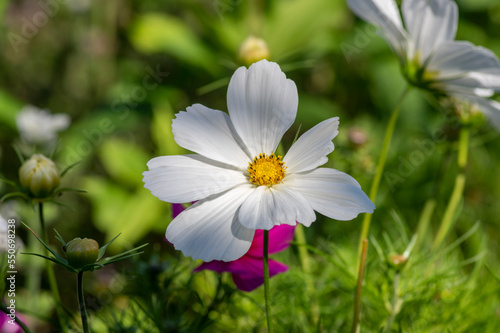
[19,154,60,199]
[238,36,270,66]
[388,254,407,270]
[348,127,367,149]
[65,238,99,269]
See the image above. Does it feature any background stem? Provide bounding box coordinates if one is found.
[38,202,67,331]
[385,271,401,333]
[263,230,272,333]
[432,125,470,249]
[352,239,369,333]
[295,224,320,324]
[358,87,411,262]
[77,271,90,333]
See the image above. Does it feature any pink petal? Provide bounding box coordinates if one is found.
[246,224,296,257]
[171,203,185,219]
[194,260,232,274]
[194,256,289,292]
[194,254,257,275]
[193,224,294,292]
[232,259,289,292]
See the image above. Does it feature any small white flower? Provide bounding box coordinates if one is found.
[347,0,500,130]
[143,60,375,262]
[16,105,71,145]
[0,213,23,253]
[0,214,8,253]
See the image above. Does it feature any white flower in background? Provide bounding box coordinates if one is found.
[238,36,270,66]
[16,105,71,145]
[0,213,23,253]
[347,0,500,130]
[0,214,8,252]
[143,60,375,262]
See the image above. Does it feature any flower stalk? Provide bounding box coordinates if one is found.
[38,202,67,331]
[295,224,320,323]
[77,271,90,333]
[263,230,272,333]
[432,124,470,249]
[358,87,411,261]
[384,271,401,333]
[352,239,369,333]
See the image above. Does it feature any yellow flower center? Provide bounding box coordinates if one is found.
[248,153,286,186]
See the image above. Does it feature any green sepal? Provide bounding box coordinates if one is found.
[99,243,148,265]
[22,223,70,266]
[1,191,29,202]
[54,229,67,247]
[96,233,121,261]
[60,161,81,178]
[11,144,24,164]
[22,252,77,273]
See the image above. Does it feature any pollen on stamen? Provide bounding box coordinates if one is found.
[247,153,286,186]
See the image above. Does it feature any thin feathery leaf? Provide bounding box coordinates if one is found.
[97,233,122,261]
[292,124,303,145]
[101,251,146,266]
[60,161,81,177]
[100,243,148,262]
[442,221,481,256]
[57,187,87,194]
[11,145,24,164]
[54,229,66,247]
[1,192,28,202]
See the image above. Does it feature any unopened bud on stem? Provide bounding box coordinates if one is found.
[65,238,99,269]
[238,36,270,66]
[19,154,60,199]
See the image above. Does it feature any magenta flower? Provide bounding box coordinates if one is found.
[171,203,185,219]
[194,224,295,292]
[0,311,24,333]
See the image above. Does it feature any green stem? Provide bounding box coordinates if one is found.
[0,303,32,333]
[77,271,90,333]
[351,239,369,333]
[432,125,470,249]
[295,224,320,324]
[38,202,67,331]
[263,230,272,333]
[385,271,401,333]
[358,87,411,260]
[412,199,436,256]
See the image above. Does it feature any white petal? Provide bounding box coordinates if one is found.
[285,168,375,221]
[462,96,500,132]
[284,117,339,173]
[238,185,315,230]
[403,0,457,61]
[347,0,407,60]
[434,77,495,98]
[166,185,255,262]
[227,59,298,157]
[172,104,251,167]
[50,114,71,132]
[143,154,247,203]
[428,41,500,90]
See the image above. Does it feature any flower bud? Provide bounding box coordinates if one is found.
[19,154,60,199]
[348,127,367,149]
[387,254,407,270]
[238,36,270,66]
[65,238,99,269]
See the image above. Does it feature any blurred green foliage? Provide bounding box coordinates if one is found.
[1,0,500,332]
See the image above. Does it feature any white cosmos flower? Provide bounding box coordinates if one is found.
[347,0,500,130]
[16,105,71,145]
[143,60,375,262]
